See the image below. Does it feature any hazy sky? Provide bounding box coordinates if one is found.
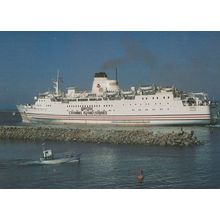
[0,31,220,108]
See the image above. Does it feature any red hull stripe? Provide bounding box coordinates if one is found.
[26,113,210,121]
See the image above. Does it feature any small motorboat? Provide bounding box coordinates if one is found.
[40,149,80,165]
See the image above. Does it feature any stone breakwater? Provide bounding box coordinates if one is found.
[0,126,202,146]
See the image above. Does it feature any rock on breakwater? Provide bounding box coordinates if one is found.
[0,126,202,146]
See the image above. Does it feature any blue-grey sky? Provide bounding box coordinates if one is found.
[0,31,220,108]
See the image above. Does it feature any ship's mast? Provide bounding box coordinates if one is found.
[53,70,60,95]
[115,67,118,85]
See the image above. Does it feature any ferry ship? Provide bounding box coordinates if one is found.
[17,71,218,125]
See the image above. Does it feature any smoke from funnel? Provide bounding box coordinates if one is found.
[102,38,156,70]
[102,57,126,70]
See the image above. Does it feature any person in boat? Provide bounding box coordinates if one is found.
[137,169,144,183]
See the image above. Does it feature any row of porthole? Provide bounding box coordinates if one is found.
[45,102,170,108]
[38,99,46,102]
[124,103,170,106]
[132,108,170,111]
[36,105,170,112]
[142,96,170,100]
[39,96,170,103]
[36,104,51,107]
[67,105,101,108]
[67,104,114,108]
[40,103,170,109]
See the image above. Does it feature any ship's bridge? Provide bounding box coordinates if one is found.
[92,72,119,94]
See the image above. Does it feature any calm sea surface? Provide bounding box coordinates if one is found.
[0,111,220,189]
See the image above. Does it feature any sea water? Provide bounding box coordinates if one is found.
[0,111,220,189]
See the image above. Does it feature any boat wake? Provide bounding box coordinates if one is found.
[0,158,80,169]
[20,160,44,166]
[0,159,39,169]
[21,159,80,166]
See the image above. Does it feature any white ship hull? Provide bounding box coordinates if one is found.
[17,103,211,126]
